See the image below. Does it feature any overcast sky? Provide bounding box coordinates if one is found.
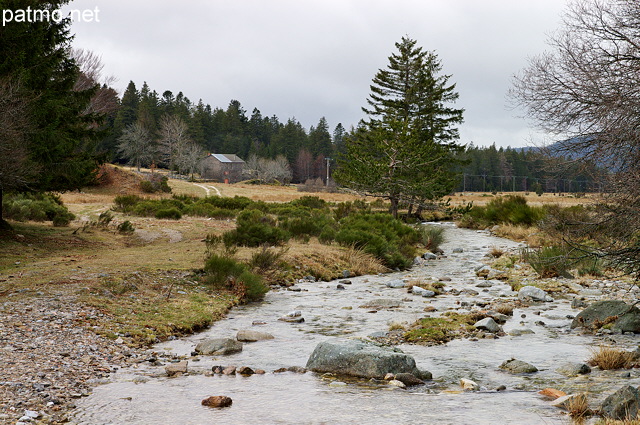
[63,0,570,148]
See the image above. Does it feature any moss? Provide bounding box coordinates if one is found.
[403,313,476,345]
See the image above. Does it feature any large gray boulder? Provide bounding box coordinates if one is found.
[194,338,243,355]
[236,330,274,342]
[518,286,553,302]
[600,385,640,420]
[306,339,428,379]
[499,358,538,374]
[571,300,640,333]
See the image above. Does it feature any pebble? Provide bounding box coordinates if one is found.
[0,298,147,422]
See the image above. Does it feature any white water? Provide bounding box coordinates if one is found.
[71,223,640,425]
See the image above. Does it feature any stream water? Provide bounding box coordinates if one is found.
[71,223,640,425]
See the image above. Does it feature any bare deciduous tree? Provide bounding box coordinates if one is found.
[511,0,640,279]
[70,48,119,117]
[178,142,205,180]
[158,114,190,174]
[117,122,154,171]
[0,77,37,227]
[242,154,292,184]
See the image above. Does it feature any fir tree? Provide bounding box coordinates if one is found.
[336,36,464,217]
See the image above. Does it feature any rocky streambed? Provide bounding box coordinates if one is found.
[18,222,640,424]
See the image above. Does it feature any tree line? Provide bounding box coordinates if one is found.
[100,80,346,183]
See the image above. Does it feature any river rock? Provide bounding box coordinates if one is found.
[474,317,502,333]
[518,286,553,302]
[201,395,233,408]
[306,338,426,379]
[388,379,406,389]
[386,279,406,288]
[423,252,437,260]
[499,358,538,374]
[394,373,424,386]
[236,330,275,342]
[600,385,640,420]
[556,362,591,377]
[359,299,401,309]
[539,388,567,399]
[165,360,188,376]
[412,286,436,297]
[460,378,479,391]
[195,338,243,355]
[237,366,255,375]
[571,300,640,333]
[508,328,535,336]
[279,310,305,323]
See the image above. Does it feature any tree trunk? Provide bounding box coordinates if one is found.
[389,197,399,219]
[0,188,11,231]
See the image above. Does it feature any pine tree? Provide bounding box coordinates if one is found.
[0,0,103,227]
[335,37,464,217]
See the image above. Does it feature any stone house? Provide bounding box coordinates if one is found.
[200,153,245,183]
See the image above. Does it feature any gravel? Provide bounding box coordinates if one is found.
[0,296,146,425]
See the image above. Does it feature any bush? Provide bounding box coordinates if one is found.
[461,195,545,229]
[334,200,370,220]
[223,209,289,247]
[184,203,236,219]
[522,246,572,278]
[155,208,182,220]
[278,212,333,240]
[113,195,142,213]
[117,220,135,233]
[140,174,171,193]
[2,192,75,225]
[291,196,327,209]
[249,245,287,271]
[418,225,445,252]
[203,254,268,301]
[334,212,419,269]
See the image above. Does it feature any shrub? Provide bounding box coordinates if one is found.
[461,195,545,229]
[249,245,287,271]
[319,226,337,244]
[278,212,333,240]
[184,203,236,219]
[113,194,142,213]
[418,225,445,252]
[291,195,327,209]
[203,254,268,301]
[223,209,289,247]
[140,174,171,193]
[155,208,182,220]
[522,246,572,278]
[334,200,370,220]
[334,212,419,269]
[2,192,75,225]
[117,220,135,233]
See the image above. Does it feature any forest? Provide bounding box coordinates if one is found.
[99,80,602,193]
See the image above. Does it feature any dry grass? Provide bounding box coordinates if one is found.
[450,191,596,207]
[492,224,550,247]
[588,345,636,370]
[488,245,505,258]
[493,303,514,316]
[597,419,640,425]
[565,393,591,419]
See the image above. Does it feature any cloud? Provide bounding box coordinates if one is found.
[64,0,569,147]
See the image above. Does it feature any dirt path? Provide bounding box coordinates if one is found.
[193,183,221,197]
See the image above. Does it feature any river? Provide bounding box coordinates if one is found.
[71,223,640,424]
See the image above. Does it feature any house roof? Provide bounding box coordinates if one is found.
[210,154,245,163]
